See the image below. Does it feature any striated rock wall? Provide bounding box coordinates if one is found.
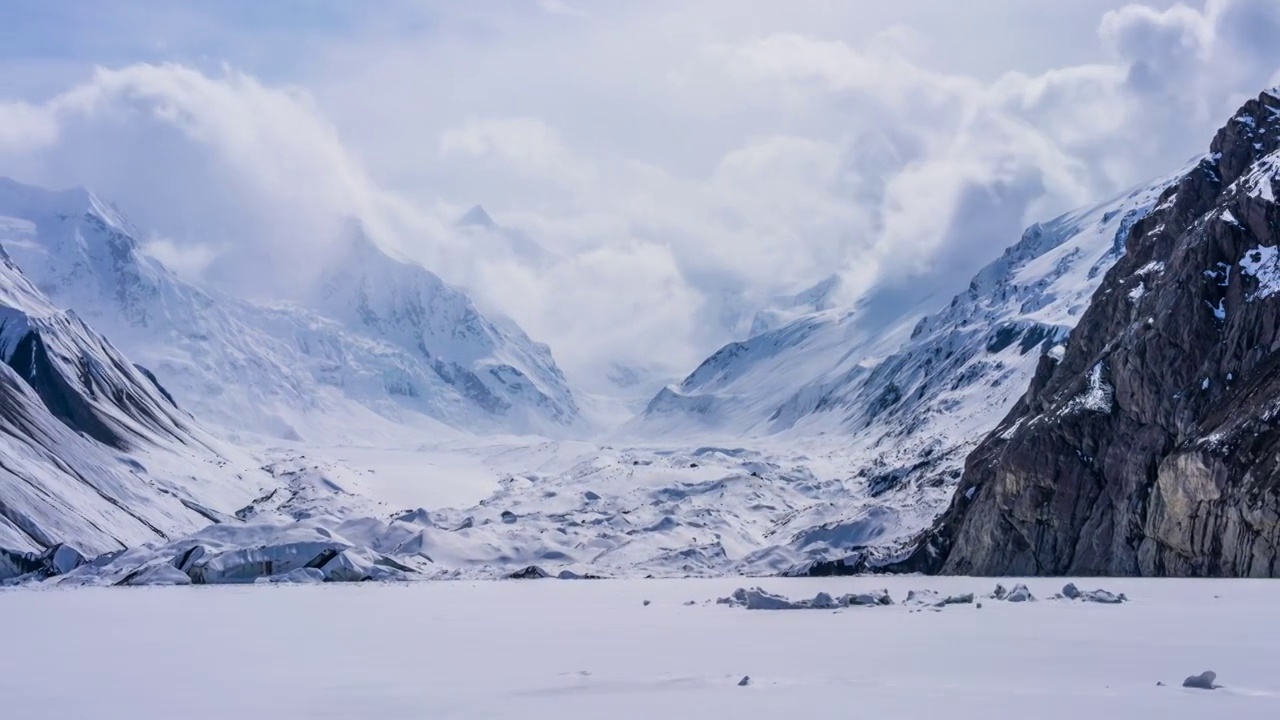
[906,89,1280,577]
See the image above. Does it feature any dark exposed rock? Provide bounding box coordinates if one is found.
[509,565,551,579]
[1183,671,1219,690]
[902,89,1280,577]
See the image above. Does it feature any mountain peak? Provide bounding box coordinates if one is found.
[0,177,129,233]
[1209,88,1280,187]
[457,205,498,230]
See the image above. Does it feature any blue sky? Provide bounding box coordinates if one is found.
[0,0,1277,383]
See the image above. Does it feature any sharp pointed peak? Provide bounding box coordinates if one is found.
[457,204,498,229]
[0,177,132,231]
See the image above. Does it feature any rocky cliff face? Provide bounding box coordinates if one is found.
[908,88,1280,577]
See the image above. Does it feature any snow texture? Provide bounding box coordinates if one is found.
[2,577,1277,719]
[1239,245,1280,300]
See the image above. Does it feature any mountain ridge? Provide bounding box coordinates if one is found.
[0,179,580,440]
[900,87,1280,577]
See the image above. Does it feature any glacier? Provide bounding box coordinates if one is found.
[1,121,1271,585]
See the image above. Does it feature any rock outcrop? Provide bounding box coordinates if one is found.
[906,88,1280,577]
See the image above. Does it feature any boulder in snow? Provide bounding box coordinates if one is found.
[1005,584,1035,602]
[510,565,552,579]
[1061,583,1126,603]
[718,587,800,610]
[1183,671,1219,690]
[905,590,944,607]
[845,589,894,606]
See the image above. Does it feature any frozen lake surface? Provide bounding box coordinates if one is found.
[3,576,1278,719]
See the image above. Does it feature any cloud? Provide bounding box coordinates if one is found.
[0,63,412,296]
[140,235,219,279]
[439,117,597,190]
[0,100,58,153]
[0,0,1277,395]
[537,0,587,19]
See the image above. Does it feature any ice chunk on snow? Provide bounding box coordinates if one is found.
[718,587,804,610]
[42,544,87,576]
[320,548,378,582]
[996,583,1035,602]
[1081,589,1125,604]
[255,568,325,584]
[1061,583,1126,603]
[717,587,892,610]
[904,589,942,607]
[844,589,894,606]
[118,563,192,587]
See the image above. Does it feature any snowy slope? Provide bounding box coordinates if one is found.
[617,171,1184,571]
[0,179,579,440]
[0,166,1211,585]
[747,274,843,338]
[0,242,270,575]
[317,224,578,431]
[636,179,1171,440]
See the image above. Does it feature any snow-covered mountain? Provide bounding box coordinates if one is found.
[748,274,843,338]
[625,169,1184,570]
[0,236,467,586]
[317,224,578,428]
[0,241,269,578]
[909,86,1280,578]
[455,204,550,265]
[0,179,579,440]
[9,91,1274,585]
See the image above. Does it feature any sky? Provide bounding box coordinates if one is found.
[0,0,1278,391]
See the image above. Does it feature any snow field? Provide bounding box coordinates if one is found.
[2,576,1276,719]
